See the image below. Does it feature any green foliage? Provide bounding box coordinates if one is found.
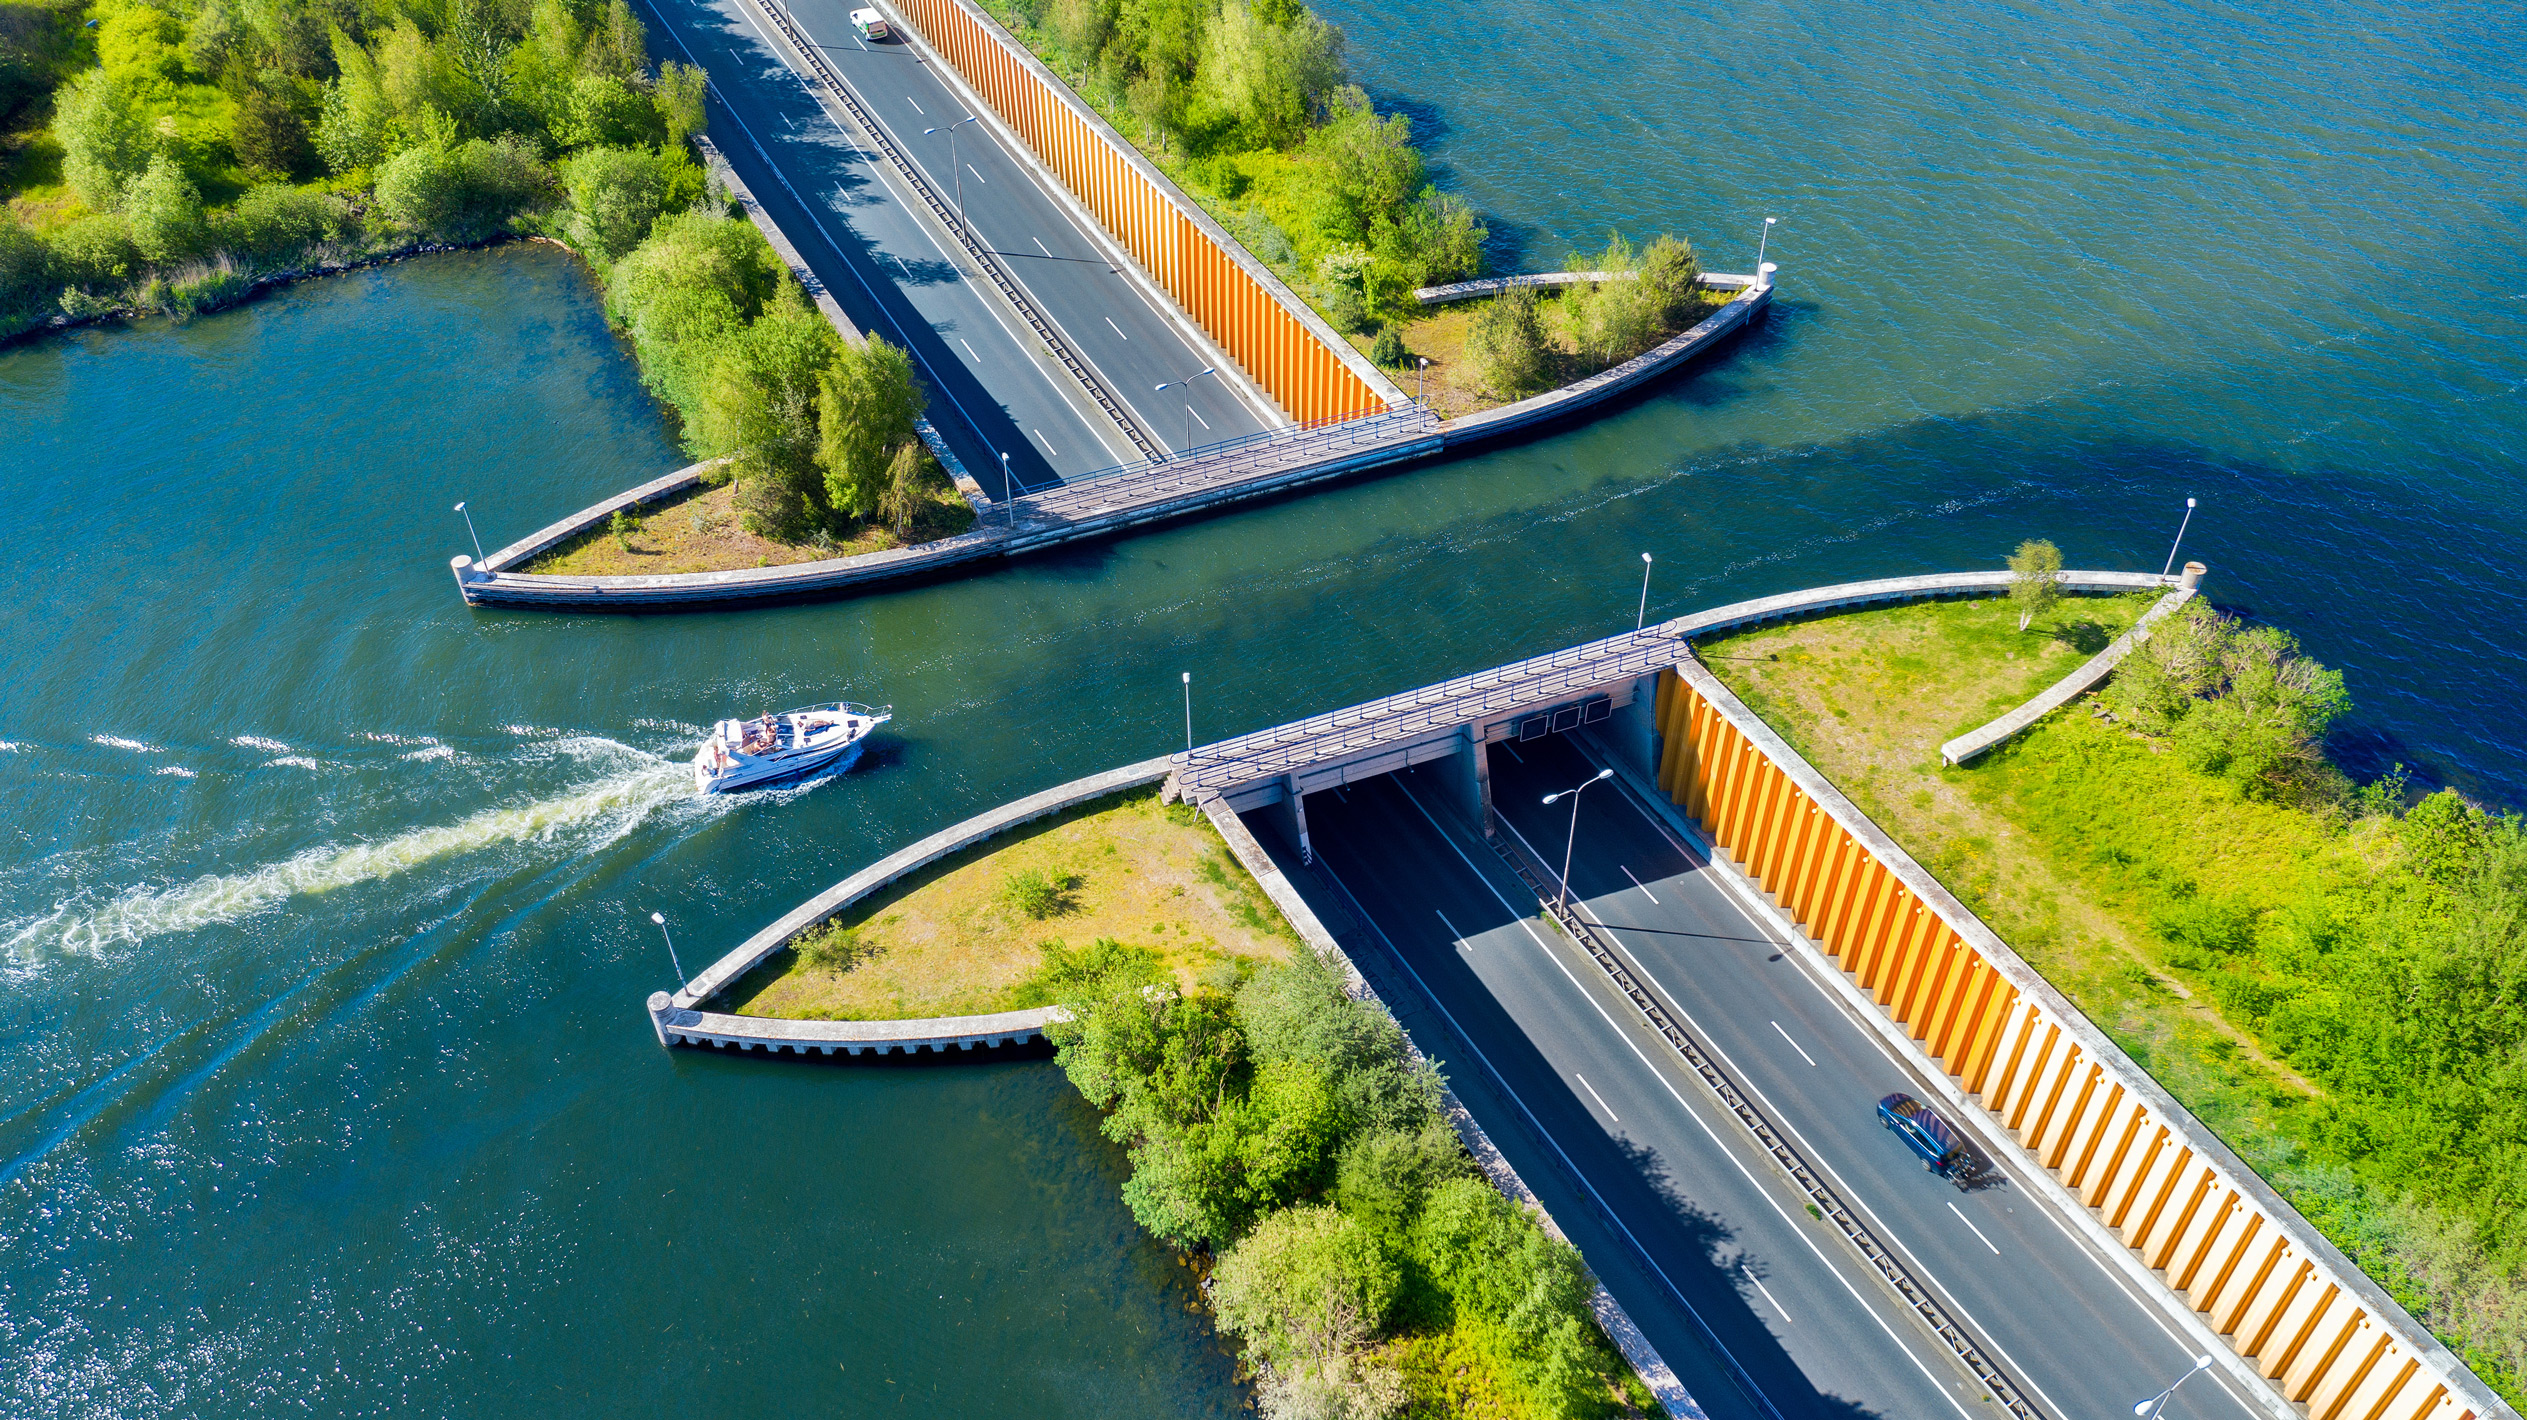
[217,183,348,265]
[121,153,206,264]
[52,68,153,209]
[1002,866,1081,920]
[1041,937,1633,1417]
[1304,87,1415,244]
[2103,602,2349,802]
[2006,537,2062,631]
[373,133,551,243]
[559,142,701,261]
[1199,0,1341,148]
[1463,284,1548,396]
[652,60,707,148]
[1367,323,1405,368]
[874,439,932,539]
[816,333,928,520]
[607,207,786,425]
[702,283,845,539]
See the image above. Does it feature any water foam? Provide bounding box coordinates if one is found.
[7,746,696,957]
[231,736,292,753]
[91,735,158,753]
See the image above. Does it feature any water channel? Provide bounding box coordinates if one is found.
[2,0,2520,1409]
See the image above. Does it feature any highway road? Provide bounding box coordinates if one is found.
[642,0,1271,493]
[1285,736,2275,1420]
[785,2,1276,461]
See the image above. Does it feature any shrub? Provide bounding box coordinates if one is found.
[122,155,209,266]
[560,143,702,262]
[1002,866,1080,920]
[1305,88,1418,245]
[817,333,928,519]
[1462,285,1548,396]
[52,69,152,210]
[218,184,348,266]
[700,284,844,540]
[1200,0,1342,149]
[1368,324,1404,367]
[1212,1205,1406,1419]
[0,217,52,331]
[607,209,786,426]
[47,214,140,293]
[373,135,553,244]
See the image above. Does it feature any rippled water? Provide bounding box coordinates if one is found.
[4,0,2523,1408]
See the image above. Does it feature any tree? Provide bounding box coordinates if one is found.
[1370,188,1482,291]
[1200,0,1341,149]
[1212,1206,1405,1420]
[874,440,931,539]
[1561,236,1656,366]
[701,284,845,540]
[315,28,393,174]
[122,155,207,264]
[1462,284,1548,397]
[1636,232,1701,323]
[653,61,708,150]
[218,183,345,264]
[53,71,153,211]
[1303,88,1417,244]
[608,209,785,425]
[561,144,700,261]
[2007,538,2062,631]
[373,134,552,243]
[227,74,315,178]
[816,334,926,521]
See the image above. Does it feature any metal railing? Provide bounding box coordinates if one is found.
[1486,820,2048,1420]
[748,0,1163,461]
[1010,404,1440,523]
[1010,401,1430,495]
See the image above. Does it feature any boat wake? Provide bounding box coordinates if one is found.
[4,740,719,960]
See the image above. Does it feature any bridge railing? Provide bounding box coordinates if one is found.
[1013,402,1438,501]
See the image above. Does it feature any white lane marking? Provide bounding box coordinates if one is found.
[1032,429,1056,455]
[1771,1019,1820,1067]
[1744,1261,1794,1324]
[1621,864,1659,904]
[1104,316,1128,339]
[906,95,923,114]
[1575,1072,1619,1122]
[1543,777,2085,1420]
[1309,854,1779,1418]
[1187,404,1211,430]
[1392,782,1979,1420]
[1033,236,1053,257]
[960,338,981,361]
[1949,1202,2002,1256]
[1435,909,1471,952]
[966,162,986,184]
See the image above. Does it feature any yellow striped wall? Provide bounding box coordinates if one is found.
[1652,660,2484,1420]
[888,0,1384,426]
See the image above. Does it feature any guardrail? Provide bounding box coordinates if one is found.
[745,0,1162,460]
[1017,402,1434,496]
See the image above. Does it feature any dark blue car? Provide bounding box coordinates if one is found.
[1878,1092,1971,1178]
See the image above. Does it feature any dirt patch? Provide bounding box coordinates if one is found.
[721,788,1294,1022]
[518,477,976,577]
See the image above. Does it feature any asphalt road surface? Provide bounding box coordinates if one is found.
[643,0,1270,491]
[1280,734,2272,1420]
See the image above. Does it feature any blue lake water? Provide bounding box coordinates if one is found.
[2,0,2522,1409]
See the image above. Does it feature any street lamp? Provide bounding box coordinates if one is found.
[921,116,982,235]
[1756,215,1778,269]
[2161,496,2198,577]
[649,911,687,993]
[1154,366,1219,457]
[999,450,1015,530]
[2133,1354,2215,1417]
[1540,768,1613,912]
[1181,671,1193,751]
[1636,551,1654,630]
[454,501,484,563]
[1417,355,1430,407]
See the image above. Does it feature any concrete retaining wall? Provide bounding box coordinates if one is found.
[1441,273,1776,448]
[1650,660,2498,1420]
[1414,270,1759,305]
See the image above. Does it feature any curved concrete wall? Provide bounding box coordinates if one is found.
[645,757,1173,1052]
[1440,277,1774,448]
[1650,662,2497,1420]
[1941,562,2205,766]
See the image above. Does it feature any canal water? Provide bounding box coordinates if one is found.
[2,0,2519,1408]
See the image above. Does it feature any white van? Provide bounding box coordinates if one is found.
[850,7,890,39]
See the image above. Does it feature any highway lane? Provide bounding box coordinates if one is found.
[1295,771,1993,1420]
[1485,730,2270,1420]
[643,0,1127,489]
[783,3,1277,461]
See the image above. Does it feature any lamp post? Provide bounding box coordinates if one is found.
[999,451,1015,530]
[649,911,687,993]
[1417,355,1430,407]
[921,116,982,235]
[2161,496,2198,578]
[1756,215,1778,269]
[1181,671,1193,751]
[2133,1354,2215,1417]
[1636,551,1654,630]
[454,501,484,564]
[1540,768,1613,912]
[1154,366,1218,457]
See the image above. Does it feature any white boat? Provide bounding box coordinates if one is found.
[692,701,890,794]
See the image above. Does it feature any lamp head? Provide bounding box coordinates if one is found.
[924,126,940,135]
[1595,768,1613,782]
[1642,551,1653,564]
[2187,496,2197,508]
[650,912,665,926]
[1766,216,1777,225]
[1182,672,1190,684]
[2194,1354,2214,1369]
[453,501,465,512]
[1541,792,1560,805]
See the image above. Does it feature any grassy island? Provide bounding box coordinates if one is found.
[722,787,1296,1022]
[1704,586,2527,1401]
[516,470,974,577]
